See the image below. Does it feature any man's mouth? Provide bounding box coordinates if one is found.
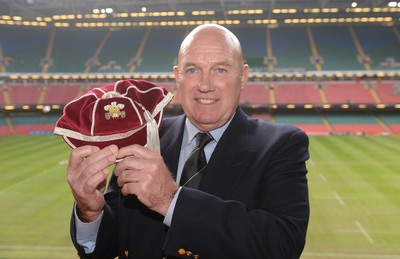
[195,98,217,104]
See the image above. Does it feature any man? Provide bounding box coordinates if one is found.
[67,24,310,258]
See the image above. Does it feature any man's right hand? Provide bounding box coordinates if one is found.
[66,145,118,222]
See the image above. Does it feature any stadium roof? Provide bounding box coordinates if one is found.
[0,0,395,14]
[0,0,398,26]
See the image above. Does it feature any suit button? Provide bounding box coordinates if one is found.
[178,248,186,255]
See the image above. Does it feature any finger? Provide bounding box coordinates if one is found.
[85,167,110,191]
[120,181,143,197]
[83,145,119,165]
[117,144,154,160]
[67,145,118,182]
[114,155,143,176]
[116,167,144,186]
[68,145,100,169]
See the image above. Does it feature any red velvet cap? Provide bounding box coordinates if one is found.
[54,79,173,151]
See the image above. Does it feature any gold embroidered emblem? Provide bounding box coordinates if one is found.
[104,101,126,120]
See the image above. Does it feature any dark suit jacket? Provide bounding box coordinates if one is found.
[71,107,310,259]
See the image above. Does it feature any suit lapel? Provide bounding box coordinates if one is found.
[160,115,185,178]
[200,108,255,198]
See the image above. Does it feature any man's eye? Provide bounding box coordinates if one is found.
[186,68,197,74]
[216,68,227,73]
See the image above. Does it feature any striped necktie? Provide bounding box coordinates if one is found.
[180,132,213,188]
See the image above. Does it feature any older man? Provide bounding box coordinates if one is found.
[67,24,310,259]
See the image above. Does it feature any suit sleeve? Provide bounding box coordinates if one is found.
[70,177,120,259]
[164,128,310,259]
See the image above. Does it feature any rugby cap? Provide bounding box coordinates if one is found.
[54,79,173,152]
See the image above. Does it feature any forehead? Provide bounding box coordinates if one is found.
[180,31,238,65]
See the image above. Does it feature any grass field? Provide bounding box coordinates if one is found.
[0,135,399,259]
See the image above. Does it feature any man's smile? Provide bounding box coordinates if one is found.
[195,98,218,104]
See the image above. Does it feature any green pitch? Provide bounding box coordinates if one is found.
[0,135,399,258]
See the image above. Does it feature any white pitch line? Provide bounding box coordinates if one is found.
[333,191,345,207]
[302,252,400,258]
[355,221,375,244]
[0,170,49,195]
[318,173,327,183]
[0,162,64,195]
[58,159,69,166]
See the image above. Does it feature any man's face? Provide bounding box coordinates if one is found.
[174,31,248,132]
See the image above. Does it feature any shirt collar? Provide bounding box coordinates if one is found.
[184,112,235,146]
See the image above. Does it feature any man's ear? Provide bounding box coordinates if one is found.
[173,66,180,88]
[241,64,249,89]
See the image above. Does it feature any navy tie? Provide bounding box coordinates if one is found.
[180,132,213,188]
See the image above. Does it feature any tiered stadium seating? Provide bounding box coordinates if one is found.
[379,113,400,133]
[234,28,268,67]
[274,82,322,104]
[1,81,399,135]
[2,26,400,73]
[1,25,400,135]
[97,29,146,73]
[136,28,185,72]
[375,81,400,103]
[1,27,49,72]
[240,83,269,105]
[42,84,82,104]
[312,26,364,70]
[327,113,386,134]
[353,26,400,70]
[269,27,314,71]
[324,81,376,104]
[0,87,5,105]
[7,84,42,104]
[0,115,12,135]
[274,113,330,135]
[10,114,58,134]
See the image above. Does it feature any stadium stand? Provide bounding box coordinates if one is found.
[0,25,400,136]
[0,26,400,72]
[324,81,376,104]
[274,82,323,104]
[41,84,82,104]
[95,29,146,73]
[234,27,268,68]
[326,112,386,134]
[274,112,330,135]
[2,25,400,73]
[0,87,4,105]
[354,26,400,70]
[0,115,11,135]
[51,29,107,73]
[1,80,399,136]
[380,113,400,132]
[271,27,316,71]
[10,113,58,134]
[375,81,400,103]
[135,28,185,72]
[0,27,49,73]
[312,26,365,71]
[240,83,270,105]
[7,84,42,104]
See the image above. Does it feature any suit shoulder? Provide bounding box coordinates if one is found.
[249,117,308,139]
[160,115,184,135]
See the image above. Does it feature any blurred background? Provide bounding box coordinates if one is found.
[0,0,399,258]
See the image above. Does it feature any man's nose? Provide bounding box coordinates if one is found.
[197,72,214,92]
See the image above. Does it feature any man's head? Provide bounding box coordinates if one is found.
[174,24,249,132]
